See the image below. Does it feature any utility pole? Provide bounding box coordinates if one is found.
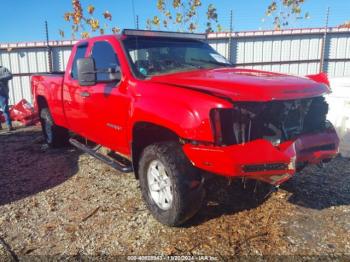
[319,7,330,73]
[45,21,53,73]
[228,10,233,62]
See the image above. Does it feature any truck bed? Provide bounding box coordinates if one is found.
[31,73,66,127]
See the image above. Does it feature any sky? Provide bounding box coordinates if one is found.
[0,0,349,43]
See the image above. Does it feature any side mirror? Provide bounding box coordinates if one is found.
[107,66,122,82]
[77,58,96,86]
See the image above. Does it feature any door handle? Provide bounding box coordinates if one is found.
[80,91,90,98]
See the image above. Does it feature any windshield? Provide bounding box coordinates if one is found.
[122,36,232,78]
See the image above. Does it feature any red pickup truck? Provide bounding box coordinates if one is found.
[32,29,339,226]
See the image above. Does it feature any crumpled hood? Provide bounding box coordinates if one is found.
[150,68,330,102]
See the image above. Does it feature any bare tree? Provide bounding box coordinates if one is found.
[265,0,309,30]
[60,0,119,39]
[339,21,350,29]
[146,0,221,33]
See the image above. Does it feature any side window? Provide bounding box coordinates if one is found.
[91,41,120,82]
[71,44,88,79]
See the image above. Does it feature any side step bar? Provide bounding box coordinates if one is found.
[69,138,133,173]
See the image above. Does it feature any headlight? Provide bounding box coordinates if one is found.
[210,109,223,145]
[210,107,253,146]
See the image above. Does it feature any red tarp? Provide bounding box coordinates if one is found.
[0,99,39,126]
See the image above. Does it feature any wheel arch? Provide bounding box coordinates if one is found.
[36,95,49,112]
[131,121,180,179]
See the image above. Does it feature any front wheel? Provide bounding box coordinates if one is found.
[138,142,205,226]
[40,108,69,148]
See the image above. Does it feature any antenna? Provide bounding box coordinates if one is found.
[131,0,137,29]
[228,10,233,62]
[45,21,53,73]
[130,0,139,62]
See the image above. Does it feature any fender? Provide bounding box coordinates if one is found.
[127,82,232,143]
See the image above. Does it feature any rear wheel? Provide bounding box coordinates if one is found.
[40,108,69,148]
[138,142,205,226]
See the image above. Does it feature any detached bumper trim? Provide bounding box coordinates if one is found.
[183,127,339,185]
[299,143,336,154]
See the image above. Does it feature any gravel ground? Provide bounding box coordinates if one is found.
[0,126,349,260]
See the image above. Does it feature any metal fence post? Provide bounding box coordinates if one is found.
[319,7,330,73]
[228,10,233,62]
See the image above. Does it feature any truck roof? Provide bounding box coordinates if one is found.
[121,29,207,40]
[75,29,207,45]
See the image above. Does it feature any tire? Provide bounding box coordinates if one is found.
[40,108,69,148]
[138,142,205,227]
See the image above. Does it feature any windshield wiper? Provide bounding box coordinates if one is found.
[182,62,205,69]
[190,58,233,67]
[161,59,204,69]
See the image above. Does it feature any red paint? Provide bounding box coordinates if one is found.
[306,72,331,88]
[183,127,339,185]
[151,69,331,102]
[31,34,339,185]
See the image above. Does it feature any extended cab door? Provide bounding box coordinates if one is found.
[82,40,131,155]
[63,42,90,136]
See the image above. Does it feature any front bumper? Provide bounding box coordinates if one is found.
[183,127,339,185]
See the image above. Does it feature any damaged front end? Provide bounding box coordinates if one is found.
[184,96,339,185]
[211,96,330,147]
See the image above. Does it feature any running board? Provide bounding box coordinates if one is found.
[69,138,133,173]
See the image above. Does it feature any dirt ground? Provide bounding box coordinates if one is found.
[0,126,349,260]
